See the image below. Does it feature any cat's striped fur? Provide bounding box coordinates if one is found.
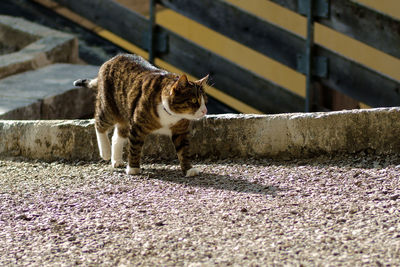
[74,54,208,176]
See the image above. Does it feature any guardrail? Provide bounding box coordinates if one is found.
[52,0,400,113]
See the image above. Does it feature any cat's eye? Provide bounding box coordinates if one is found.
[191,98,197,103]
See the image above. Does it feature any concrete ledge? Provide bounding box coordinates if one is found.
[0,120,97,160]
[0,15,78,79]
[0,108,399,161]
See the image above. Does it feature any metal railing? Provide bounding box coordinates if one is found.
[53,0,400,113]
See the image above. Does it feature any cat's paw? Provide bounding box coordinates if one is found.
[112,159,124,168]
[126,166,141,175]
[186,168,200,177]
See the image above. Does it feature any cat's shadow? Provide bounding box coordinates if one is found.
[138,166,282,196]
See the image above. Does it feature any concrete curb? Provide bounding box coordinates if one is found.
[0,108,399,161]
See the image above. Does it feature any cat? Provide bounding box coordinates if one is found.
[73,54,208,177]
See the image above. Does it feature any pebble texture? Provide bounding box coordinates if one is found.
[0,154,399,265]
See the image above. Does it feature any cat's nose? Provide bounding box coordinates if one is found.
[202,107,207,115]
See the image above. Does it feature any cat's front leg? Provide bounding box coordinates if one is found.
[172,132,199,177]
[126,124,146,175]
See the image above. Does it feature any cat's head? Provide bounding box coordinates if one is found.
[164,74,209,120]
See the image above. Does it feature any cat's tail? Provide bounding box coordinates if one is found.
[73,78,98,90]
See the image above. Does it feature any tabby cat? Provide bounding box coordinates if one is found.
[74,54,208,177]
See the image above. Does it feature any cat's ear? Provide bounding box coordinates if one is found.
[195,74,209,87]
[171,74,188,95]
[177,74,188,88]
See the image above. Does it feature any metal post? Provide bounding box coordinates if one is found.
[305,0,314,112]
[148,0,156,64]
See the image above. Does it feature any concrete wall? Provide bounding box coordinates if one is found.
[0,108,399,161]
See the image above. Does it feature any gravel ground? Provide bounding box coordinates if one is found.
[1,153,400,266]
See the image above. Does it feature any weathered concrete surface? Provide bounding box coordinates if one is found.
[0,108,399,161]
[0,64,98,119]
[0,120,98,161]
[191,108,400,158]
[0,15,79,79]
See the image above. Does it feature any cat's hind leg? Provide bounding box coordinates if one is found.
[95,109,114,161]
[111,124,128,168]
[96,127,111,161]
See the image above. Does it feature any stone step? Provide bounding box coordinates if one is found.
[0,15,79,79]
[0,63,98,119]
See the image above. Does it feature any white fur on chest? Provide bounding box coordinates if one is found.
[152,103,181,136]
